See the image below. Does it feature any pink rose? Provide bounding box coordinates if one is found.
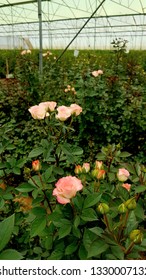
[39,101,57,112]
[122,183,131,191]
[117,168,130,182]
[28,104,48,119]
[70,104,82,116]
[53,176,83,204]
[56,105,72,121]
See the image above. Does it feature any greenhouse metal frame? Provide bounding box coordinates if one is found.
[0,0,145,50]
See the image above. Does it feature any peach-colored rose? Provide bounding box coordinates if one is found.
[97,69,103,75]
[21,50,27,55]
[32,160,41,171]
[92,70,103,77]
[28,104,47,119]
[122,183,131,191]
[117,168,130,182]
[55,105,72,121]
[27,49,31,54]
[53,176,83,204]
[70,104,82,116]
[39,101,57,112]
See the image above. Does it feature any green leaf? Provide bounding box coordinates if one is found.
[28,147,44,158]
[78,244,88,260]
[108,172,116,182]
[53,167,64,175]
[0,198,5,209]
[89,227,104,237]
[0,249,23,260]
[81,208,97,222]
[134,203,145,220]
[16,182,36,192]
[58,224,72,239]
[30,217,46,237]
[96,152,106,160]
[87,240,109,258]
[43,166,53,181]
[119,152,131,158]
[111,245,124,260]
[0,214,15,251]
[134,185,146,193]
[65,241,78,255]
[71,146,83,156]
[47,249,64,260]
[31,207,46,216]
[83,193,102,209]
[12,167,21,175]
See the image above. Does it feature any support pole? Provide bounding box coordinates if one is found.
[55,0,106,62]
[38,0,43,75]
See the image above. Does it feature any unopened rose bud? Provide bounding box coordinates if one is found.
[124,197,136,210]
[82,163,90,173]
[32,160,41,171]
[97,203,109,214]
[24,167,31,176]
[95,161,103,170]
[74,165,82,174]
[129,229,143,244]
[118,203,128,214]
[97,169,106,179]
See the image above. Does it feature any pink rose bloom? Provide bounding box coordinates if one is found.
[28,104,47,119]
[70,104,82,116]
[53,176,83,204]
[39,101,57,112]
[82,163,90,173]
[117,168,130,182]
[56,105,72,121]
[122,183,131,191]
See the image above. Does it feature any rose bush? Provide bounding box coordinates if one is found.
[0,48,146,260]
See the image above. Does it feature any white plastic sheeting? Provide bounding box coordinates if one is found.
[0,0,146,49]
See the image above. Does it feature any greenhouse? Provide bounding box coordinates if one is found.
[0,0,146,261]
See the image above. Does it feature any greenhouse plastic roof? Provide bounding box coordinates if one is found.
[0,1,146,49]
[0,0,145,24]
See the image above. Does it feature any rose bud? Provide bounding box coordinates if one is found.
[32,160,41,171]
[124,197,136,210]
[129,229,143,244]
[97,203,109,214]
[118,203,128,214]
